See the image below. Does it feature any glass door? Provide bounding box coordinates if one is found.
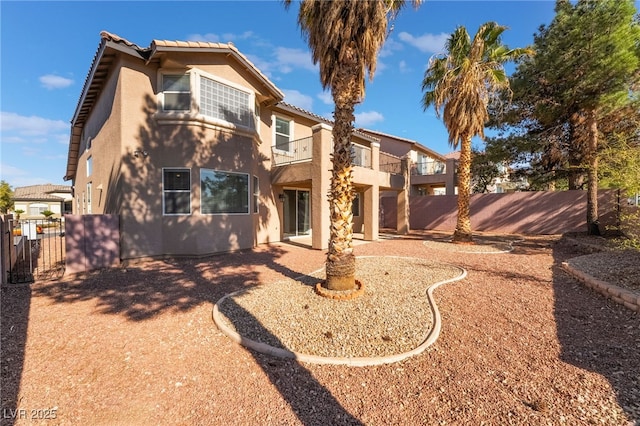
[283,189,311,237]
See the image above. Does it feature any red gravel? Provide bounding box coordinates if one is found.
[1,232,638,425]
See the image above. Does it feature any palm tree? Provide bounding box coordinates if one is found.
[421,22,531,243]
[285,0,421,291]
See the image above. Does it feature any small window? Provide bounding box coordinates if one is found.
[162,74,191,112]
[87,156,93,177]
[253,176,259,214]
[163,168,191,215]
[86,182,92,214]
[29,204,48,216]
[274,117,292,151]
[201,169,249,214]
[352,193,361,217]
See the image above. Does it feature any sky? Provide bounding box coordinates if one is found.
[0,0,569,188]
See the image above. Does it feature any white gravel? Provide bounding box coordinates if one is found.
[216,257,464,358]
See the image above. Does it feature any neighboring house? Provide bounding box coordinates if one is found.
[359,129,457,197]
[12,184,73,220]
[66,31,433,262]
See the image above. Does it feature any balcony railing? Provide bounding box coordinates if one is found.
[379,151,402,174]
[412,160,446,176]
[272,136,313,166]
[351,144,371,169]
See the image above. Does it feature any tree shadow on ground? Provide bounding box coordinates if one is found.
[0,284,31,426]
[8,244,361,424]
[551,237,640,422]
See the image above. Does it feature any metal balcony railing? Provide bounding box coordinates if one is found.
[272,137,378,169]
[272,136,313,166]
[412,160,446,176]
[351,144,372,169]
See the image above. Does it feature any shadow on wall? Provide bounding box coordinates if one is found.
[382,190,620,234]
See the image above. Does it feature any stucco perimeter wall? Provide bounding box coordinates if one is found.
[65,214,120,275]
[382,190,620,235]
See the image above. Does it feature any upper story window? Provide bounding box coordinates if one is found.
[159,70,257,131]
[274,116,293,151]
[87,156,93,177]
[200,76,253,128]
[162,74,191,112]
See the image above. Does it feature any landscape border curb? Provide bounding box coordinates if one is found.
[212,258,467,366]
[561,261,640,313]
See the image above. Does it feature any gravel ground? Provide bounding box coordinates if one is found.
[1,231,639,425]
[216,257,465,359]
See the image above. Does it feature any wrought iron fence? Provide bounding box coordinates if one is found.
[6,218,65,283]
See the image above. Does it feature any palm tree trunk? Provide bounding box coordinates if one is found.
[325,103,356,290]
[324,53,359,291]
[586,109,600,236]
[453,135,473,243]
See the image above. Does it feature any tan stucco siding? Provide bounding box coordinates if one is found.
[74,60,124,216]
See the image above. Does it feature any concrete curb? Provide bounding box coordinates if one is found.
[212,258,467,366]
[561,262,640,313]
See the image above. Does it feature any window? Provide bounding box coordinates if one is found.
[87,156,93,177]
[29,203,48,216]
[163,168,191,215]
[352,193,361,217]
[200,76,253,128]
[274,116,292,151]
[86,182,92,214]
[201,169,249,214]
[162,74,191,111]
[253,176,259,214]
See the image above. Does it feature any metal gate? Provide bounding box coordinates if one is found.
[6,218,65,283]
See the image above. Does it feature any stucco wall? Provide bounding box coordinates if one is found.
[381,190,621,235]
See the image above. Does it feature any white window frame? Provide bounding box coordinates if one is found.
[87,155,93,177]
[200,169,250,215]
[162,168,192,216]
[253,175,259,214]
[160,72,192,113]
[273,115,294,153]
[86,182,92,214]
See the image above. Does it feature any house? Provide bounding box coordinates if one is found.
[360,129,457,196]
[66,31,442,262]
[12,184,73,220]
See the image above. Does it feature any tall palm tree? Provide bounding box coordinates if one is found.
[285,0,421,291]
[421,22,531,243]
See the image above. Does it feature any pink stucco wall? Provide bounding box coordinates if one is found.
[381,190,621,235]
[65,214,120,275]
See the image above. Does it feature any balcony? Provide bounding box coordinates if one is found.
[272,136,313,166]
[412,159,446,176]
[272,137,373,169]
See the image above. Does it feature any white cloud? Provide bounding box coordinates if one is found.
[317,91,333,105]
[275,47,316,73]
[39,74,73,90]
[282,89,313,111]
[379,38,404,58]
[187,31,253,43]
[399,60,410,73]
[355,111,384,127]
[398,32,449,54]
[1,112,68,137]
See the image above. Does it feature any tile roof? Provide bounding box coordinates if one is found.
[13,184,72,201]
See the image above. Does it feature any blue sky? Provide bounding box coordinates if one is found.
[1,0,566,188]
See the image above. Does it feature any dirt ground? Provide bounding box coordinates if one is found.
[1,232,638,425]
